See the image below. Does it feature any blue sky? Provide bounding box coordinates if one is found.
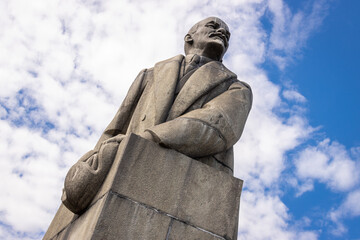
[0,0,359,239]
[285,0,360,147]
[263,1,360,239]
[269,0,359,236]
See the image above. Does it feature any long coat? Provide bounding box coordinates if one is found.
[95,55,252,174]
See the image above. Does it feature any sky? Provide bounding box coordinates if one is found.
[0,0,359,239]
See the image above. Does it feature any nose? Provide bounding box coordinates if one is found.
[216,27,226,35]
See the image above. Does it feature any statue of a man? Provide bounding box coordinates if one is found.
[62,17,252,214]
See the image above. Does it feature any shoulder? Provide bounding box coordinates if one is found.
[216,63,251,91]
[204,61,252,91]
[138,55,184,74]
[230,80,252,91]
[154,54,184,66]
[204,61,237,79]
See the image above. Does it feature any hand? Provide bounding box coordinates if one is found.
[139,131,155,141]
[102,134,126,145]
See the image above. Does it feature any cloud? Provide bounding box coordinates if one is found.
[288,177,314,197]
[328,189,360,235]
[233,71,313,191]
[238,191,318,240]
[267,0,329,69]
[0,0,355,239]
[295,139,359,193]
[0,121,65,235]
[282,89,306,103]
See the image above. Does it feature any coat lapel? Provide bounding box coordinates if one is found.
[153,55,184,124]
[167,61,236,120]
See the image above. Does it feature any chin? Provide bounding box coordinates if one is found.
[206,41,226,60]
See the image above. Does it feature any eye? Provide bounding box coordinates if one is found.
[225,32,231,40]
[221,30,230,40]
[206,23,215,29]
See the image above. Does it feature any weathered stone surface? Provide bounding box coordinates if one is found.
[46,192,170,240]
[92,192,171,240]
[111,135,192,216]
[167,220,224,240]
[44,17,252,240]
[62,140,120,214]
[44,134,243,240]
[56,193,107,240]
[42,204,77,240]
[108,134,242,239]
[177,160,242,239]
[59,17,252,215]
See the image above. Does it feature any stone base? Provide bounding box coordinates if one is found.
[43,134,243,240]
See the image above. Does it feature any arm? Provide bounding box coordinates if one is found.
[94,69,148,150]
[62,69,148,213]
[146,81,252,158]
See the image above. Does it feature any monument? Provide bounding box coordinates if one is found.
[44,17,252,240]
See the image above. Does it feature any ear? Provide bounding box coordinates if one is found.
[184,34,193,44]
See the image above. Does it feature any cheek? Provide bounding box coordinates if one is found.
[198,28,212,35]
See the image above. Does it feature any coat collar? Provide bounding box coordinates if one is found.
[153,54,236,123]
[153,54,184,124]
[167,59,236,120]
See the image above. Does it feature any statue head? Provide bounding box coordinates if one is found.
[184,17,230,61]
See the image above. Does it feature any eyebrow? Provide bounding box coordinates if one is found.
[206,21,231,36]
[206,21,217,26]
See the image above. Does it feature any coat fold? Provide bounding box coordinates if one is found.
[95,55,252,174]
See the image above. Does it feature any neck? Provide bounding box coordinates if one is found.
[186,48,222,62]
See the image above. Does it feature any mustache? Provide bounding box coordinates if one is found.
[209,32,228,45]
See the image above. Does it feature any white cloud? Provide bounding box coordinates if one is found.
[295,139,359,192]
[267,0,329,69]
[283,89,306,103]
[1,0,355,239]
[288,177,314,197]
[328,189,360,235]
[234,76,313,190]
[0,121,65,234]
[238,191,318,240]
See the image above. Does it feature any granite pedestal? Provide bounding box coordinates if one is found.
[44,134,243,240]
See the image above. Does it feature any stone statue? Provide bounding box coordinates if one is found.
[61,17,252,215]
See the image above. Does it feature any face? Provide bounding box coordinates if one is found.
[186,17,231,61]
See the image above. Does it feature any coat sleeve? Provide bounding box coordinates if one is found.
[94,69,147,150]
[146,80,252,158]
